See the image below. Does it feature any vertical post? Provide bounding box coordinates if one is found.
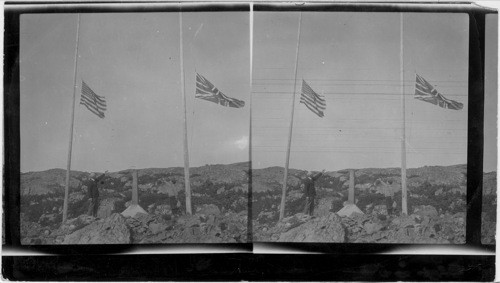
[62,14,81,224]
[280,12,302,221]
[400,13,408,215]
[349,169,355,204]
[179,10,192,215]
[247,3,254,242]
[132,170,138,205]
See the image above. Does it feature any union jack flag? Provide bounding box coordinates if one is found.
[300,80,326,117]
[80,81,106,118]
[195,73,245,108]
[414,74,463,110]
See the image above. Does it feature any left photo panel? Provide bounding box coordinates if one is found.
[19,10,251,244]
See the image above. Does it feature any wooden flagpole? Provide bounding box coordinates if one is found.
[179,10,192,215]
[400,13,408,215]
[279,12,302,221]
[62,14,81,224]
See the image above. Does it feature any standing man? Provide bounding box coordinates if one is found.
[157,178,181,216]
[86,171,107,217]
[383,182,395,216]
[302,169,325,216]
[167,179,180,216]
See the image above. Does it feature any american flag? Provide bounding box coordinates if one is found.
[80,81,106,118]
[195,73,245,108]
[414,74,463,110]
[300,80,326,117]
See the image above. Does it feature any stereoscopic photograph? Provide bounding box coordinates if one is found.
[4,1,498,281]
[13,4,497,248]
[250,11,495,244]
[19,10,251,244]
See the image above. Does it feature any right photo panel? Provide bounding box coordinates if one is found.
[251,12,469,243]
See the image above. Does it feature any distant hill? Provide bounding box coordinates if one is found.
[21,169,87,195]
[20,162,250,196]
[252,164,470,194]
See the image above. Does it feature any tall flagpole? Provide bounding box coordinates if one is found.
[62,14,81,224]
[279,12,302,221]
[400,13,408,215]
[179,10,192,215]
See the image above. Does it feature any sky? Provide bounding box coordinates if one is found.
[19,10,497,173]
[20,12,250,173]
[251,12,493,172]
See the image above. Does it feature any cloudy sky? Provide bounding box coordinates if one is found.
[20,11,250,173]
[252,12,496,172]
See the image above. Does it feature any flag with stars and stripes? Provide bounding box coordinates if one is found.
[80,81,107,118]
[414,74,463,110]
[300,80,326,117]
[195,73,245,108]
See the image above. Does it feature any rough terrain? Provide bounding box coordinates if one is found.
[252,164,495,244]
[20,162,249,244]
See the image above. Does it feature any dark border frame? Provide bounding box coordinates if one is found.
[3,2,496,281]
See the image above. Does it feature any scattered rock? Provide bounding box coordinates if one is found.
[364,222,383,235]
[63,213,131,244]
[373,205,388,216]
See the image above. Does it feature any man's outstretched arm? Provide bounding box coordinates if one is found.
[312,169,326,181]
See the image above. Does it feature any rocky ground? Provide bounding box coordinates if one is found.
[22,203,247,244]
[253,206,466,244]
[252,165,496,244]
[18,163,496,244]
[20,163,249,244]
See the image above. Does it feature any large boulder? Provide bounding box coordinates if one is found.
[277,213,345,242]
[62,213,131,244]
